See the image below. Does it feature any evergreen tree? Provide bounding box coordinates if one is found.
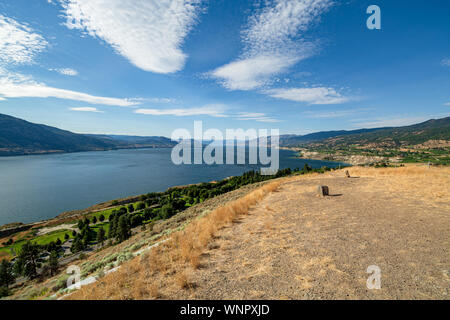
[15,241,40,279]
[0,260,15,292]
[127,203,135,213]
[108,213,117,239]
[49,251,59,276]
[70,236,84,253]
[116,215,131,242]
[97,227,105,246]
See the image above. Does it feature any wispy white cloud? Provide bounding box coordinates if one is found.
[146,97,177,104]
[444,102,450,106]
[210,0,331,90]
[51,68,78,76]
[134,105,228,117]
[0,14,48,65]
[233,112,280,123]
[0,69,140,106]
[59,0,203,74]
[210,54,309,91]
[266,87,350,105]
[134,105,280,122]
[441,58,450,66]
[70,107,104,113]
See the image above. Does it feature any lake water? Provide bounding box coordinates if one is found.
[0,148,342,226]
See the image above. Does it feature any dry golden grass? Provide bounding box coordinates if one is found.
[348,165,450,208]
[66,180,280,299]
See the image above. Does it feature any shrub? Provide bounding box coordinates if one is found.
[136,202,146,211]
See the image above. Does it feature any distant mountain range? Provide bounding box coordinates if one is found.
[292,117,450,149]
[278,127,391,146]
[0,113,175,156]
[0,112,448,156]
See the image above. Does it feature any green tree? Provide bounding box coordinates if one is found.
[0,260,15,293]
[108,213,117,239]
[136,202,146,211]
[143,208,155,220]
[64,233,70,241]
[97,227,105,246]
[49,251,59,276]
[127,203,135,213]
[130,214,143,228]
[116,215,131,242]
[99,214,105,222]
[160,203,174,219]
[70,236,84,253]
[92,216,97,224]
[15,241,40,279]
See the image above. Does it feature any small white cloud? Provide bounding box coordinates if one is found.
[59,0,203,74]
[210,0,331,90]
[441,58,450,66]
[51,68,79,76]
[266,87,350,105]
[445,102,450,106]
[0,69,140,106]
[0,14,48,65]
[134,105,228,117]
[70,107,104,113]
[210,54,308,91]
[146,97,177,104]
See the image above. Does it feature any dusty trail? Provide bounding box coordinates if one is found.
[176,168,449,299]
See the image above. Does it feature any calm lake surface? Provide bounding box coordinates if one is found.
[0,148,342,226]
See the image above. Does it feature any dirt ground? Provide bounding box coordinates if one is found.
[175,167,449,299]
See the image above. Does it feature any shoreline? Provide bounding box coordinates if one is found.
[0,150,338,230]
[0,144,175,158]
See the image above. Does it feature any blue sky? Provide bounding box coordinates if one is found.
[0,0,449,136]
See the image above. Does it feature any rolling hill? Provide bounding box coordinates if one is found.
[0,113,175,156]
[1,112,449,158]
[302,117,450,148]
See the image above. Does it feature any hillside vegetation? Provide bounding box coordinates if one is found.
[0,113,175,156]
[292,117,450,165]
[66,165,450,299]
